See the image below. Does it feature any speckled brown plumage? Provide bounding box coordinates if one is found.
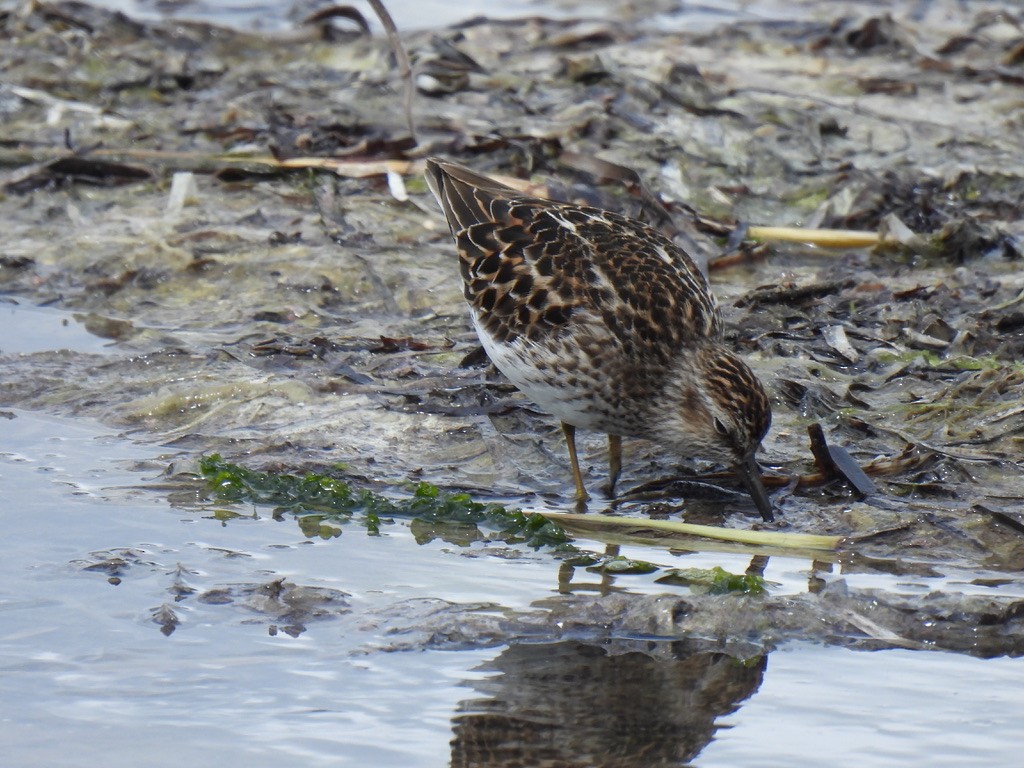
[435,163,715,350]
[425,158,775,521]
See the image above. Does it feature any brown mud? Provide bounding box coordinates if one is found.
[3,0,1024,655]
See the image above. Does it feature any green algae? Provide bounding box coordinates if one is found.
[656,566,768,596]
[199,453,572,550]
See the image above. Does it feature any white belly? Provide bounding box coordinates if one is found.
[471,313,643,434]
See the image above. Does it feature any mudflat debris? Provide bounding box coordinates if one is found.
[4,1,1024,650]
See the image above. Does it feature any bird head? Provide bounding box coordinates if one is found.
[660,344,774,521]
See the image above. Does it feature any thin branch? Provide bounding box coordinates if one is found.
[366,0,417,144]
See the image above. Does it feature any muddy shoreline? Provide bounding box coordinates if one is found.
[3,1,1024,654]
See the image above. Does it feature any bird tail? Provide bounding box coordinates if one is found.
[423,158,519,233]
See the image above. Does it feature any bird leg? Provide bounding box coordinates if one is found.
[560,422,590,503]
[605,434,622,497]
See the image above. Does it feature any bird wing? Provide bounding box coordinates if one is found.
[425,159,722,358]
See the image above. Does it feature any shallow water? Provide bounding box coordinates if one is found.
[3,395,1024,767]
[0,302,115,356]
[700,646,1023,767]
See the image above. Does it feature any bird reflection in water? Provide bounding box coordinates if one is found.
[449,638,766,767]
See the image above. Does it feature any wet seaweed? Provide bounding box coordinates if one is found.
[199,453,573,550]
[656,566,768,596]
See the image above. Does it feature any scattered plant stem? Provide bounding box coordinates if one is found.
[539,511,842,551]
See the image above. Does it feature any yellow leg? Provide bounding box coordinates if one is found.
[606,434,622,497]
[561,422,590,503]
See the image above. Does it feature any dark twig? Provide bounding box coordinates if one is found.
[366,0,417,143]
[807,423,877,498]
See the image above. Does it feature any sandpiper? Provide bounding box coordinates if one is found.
[424,158,774,521]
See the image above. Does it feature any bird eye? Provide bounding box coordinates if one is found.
[713,417,729,436]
